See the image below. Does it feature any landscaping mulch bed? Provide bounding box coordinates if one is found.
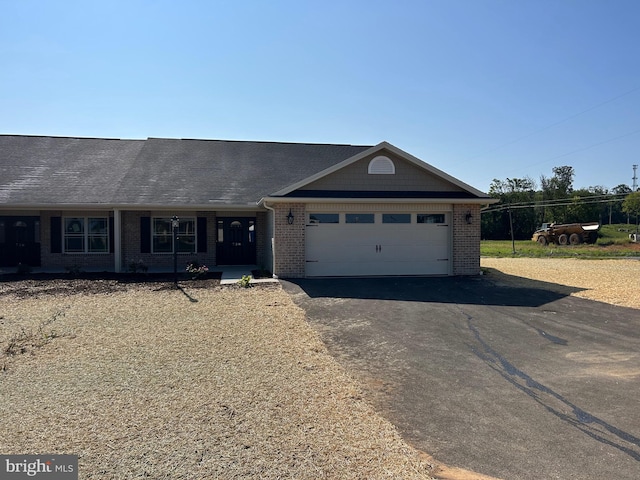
[0,278,434,479]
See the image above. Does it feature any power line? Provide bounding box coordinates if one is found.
[522,127,640,170]
[484,192,627,208]
[469,86,640,161]
[482,194,628,214]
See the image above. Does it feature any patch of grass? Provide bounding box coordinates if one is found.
[599,224,639,243]
[482,224,640,258]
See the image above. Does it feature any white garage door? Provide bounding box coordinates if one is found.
[305,212,450,276]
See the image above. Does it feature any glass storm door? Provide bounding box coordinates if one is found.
[216,217,256,265]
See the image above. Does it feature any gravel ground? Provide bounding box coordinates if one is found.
[481,257,640,310]
[2,259,634,479]
[0,280,434,479]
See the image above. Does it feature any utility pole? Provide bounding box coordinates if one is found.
[633,164,638,191]
[508,206,516,254]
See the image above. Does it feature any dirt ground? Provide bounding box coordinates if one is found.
[0,278,435,479]
[481,257,640,310]
[1,259,635,479]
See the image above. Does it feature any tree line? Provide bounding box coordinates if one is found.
[481,165,640,240]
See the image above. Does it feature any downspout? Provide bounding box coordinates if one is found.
[262,201,278,279]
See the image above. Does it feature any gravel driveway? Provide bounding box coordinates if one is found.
[481,257,640,310]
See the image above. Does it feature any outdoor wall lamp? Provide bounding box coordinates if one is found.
[286,208,295,225]
[465,211,473,224]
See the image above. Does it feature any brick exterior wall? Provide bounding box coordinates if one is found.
[40,210,115,271]
[452,204,481,275]
[33,204,481,276]
[36,210,262,272]
[121,211,217,271]
[272,203,305,278]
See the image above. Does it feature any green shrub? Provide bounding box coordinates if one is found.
[128,260,148,274]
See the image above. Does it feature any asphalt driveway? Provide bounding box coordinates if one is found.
[282,275,640,480]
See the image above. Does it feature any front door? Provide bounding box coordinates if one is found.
[216,217,256,265]
[0,216,41,267]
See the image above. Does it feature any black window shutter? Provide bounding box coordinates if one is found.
[197,217,207,253]
[109,217,114,253]
[51,217,62,253]
[140,217,151,253]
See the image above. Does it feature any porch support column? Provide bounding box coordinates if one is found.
[114,208,122,273]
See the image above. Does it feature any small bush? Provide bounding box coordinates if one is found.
[128,259,149,274]
[3,310,69,371]
[238,275,252,288]
[64,265,83,276]
[186,261,209,279]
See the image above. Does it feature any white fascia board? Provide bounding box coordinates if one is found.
[260,196,498,205]
[270,141,491,198]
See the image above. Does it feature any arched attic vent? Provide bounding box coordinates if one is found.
[368,155,395,174]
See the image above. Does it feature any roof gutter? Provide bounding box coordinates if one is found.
[260,196,499,205]
[0,203,266,211]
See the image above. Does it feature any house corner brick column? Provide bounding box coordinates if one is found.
[453,204,481,276]
[273,203,305,278]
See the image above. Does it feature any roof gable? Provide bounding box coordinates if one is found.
[270,142,490,199]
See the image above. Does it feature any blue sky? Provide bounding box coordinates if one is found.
[2,0,639,193]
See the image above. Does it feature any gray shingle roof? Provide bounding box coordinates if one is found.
[114,138,372,206]
[0,135,145,205]
[0,135,372,207]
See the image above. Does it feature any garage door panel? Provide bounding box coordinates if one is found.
[379,244,448,261]
[306,259,449,277]
[378,260,448,276]
[305,213,451,276]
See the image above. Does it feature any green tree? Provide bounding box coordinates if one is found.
[484,177,537,239]
[622,191,640,230]
[613,184,633,195]
[612,184,633,223]
[566,188,601,223]
[540,166,575,223]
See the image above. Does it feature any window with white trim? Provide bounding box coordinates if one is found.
[64,217,109,253]
[152,217,196,253]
